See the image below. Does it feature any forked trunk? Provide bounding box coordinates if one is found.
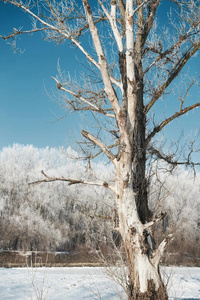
[116,163,168,300]
[125,234,168,300]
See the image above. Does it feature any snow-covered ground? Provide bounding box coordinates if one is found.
[0,266,199,300]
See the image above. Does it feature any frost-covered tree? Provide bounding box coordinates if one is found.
[1,0,200,299]
[0,145,199,256]
[0,145,67,250]
[149,167,200,264]
[0,145,114,251]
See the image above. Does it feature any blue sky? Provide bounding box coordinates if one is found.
[0,1,83,149]
[0,1,200,155]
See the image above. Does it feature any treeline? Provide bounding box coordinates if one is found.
[0,145,199,262]
[0,144,114,251]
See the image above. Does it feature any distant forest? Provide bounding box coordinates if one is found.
[0,144,199,262]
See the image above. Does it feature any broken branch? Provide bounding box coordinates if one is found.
[143,212,166,229]
[151,234,174,267]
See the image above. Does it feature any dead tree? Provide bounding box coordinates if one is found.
[1,0,200,299]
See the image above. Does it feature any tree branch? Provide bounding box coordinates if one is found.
[51,76,115,118]
[98,0,123,52]
[0,27,49,40]
[125,0,136,129]
[82,0,127,135]
[151,234,173,267]
[132,0,149,17]
[2,1,102,67]
[81,130,116,164]
[88,140,119,160]
[29,170,115,192]
[146,102,200,144]
[143,212,166,229]
[144,20,200,74]
[142,0,161,48]
[145,42,200,113]
[77,203,112,221]
[3,0,123,90]
[147,145,200,166]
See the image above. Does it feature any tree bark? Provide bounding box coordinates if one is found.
[125,232,168,300]
[115,139,168,299]
[116,183,168,299]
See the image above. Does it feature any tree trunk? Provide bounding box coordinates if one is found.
[120,199,168,299]
[125,232,168,300]
[116,160,168,300]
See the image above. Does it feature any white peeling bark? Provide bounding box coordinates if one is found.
[99,0,124,52]
[82,0,130,146]
[135,254,161,292]
[114,150,168,298]
[118,188,168,298]
[116,185,167,296]
[126,0,135,83]
[125,0,137,133]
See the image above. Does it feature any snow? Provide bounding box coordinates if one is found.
[0,266,199,300]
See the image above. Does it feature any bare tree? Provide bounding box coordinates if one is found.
[1,0,200,299]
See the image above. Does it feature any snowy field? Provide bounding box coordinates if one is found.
[0,266,199,300]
